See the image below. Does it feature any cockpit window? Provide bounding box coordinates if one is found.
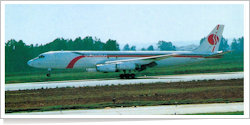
[38,55,45,58]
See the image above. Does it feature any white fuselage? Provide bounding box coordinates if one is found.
[27,51,217,71]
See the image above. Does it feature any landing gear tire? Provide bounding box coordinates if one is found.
[119,74,124,79]
[47,68,51,77]
[119,73,136,79]
[119,70,136,79]
[125,74,130,79]
[131,74,135,79]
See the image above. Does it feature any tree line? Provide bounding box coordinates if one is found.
[138,41,176,51]
[5,36,244,73]
[231,37,244,53]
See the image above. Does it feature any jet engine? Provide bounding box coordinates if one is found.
[116,62,137,70]
[96,62,140,72]
[96,63,117,72]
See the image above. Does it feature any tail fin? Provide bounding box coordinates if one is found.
[193,25,224,53]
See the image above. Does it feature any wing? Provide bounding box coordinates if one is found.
[104,53,178,64]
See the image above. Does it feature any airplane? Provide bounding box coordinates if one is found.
[27,24,229,79]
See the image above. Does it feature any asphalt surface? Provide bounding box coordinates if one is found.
[7,102,243,115]
[5,72,244,91]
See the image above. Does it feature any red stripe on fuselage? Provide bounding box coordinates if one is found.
[66,54,219,68]
[173,55,203,58]
[66,56,85,68]
[108,55,204,58]
[107,55,154,57]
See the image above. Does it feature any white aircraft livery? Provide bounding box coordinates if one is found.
[27,25,229,79]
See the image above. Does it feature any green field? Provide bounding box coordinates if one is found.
[5,53,243,83]
[185,111,244,115]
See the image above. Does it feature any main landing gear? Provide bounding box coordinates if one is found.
[47,68,51,77]
[119,70,136,79]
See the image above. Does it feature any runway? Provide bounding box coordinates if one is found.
[7,102,243,115]
[5,72,244,91]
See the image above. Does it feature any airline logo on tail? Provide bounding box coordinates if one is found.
[208,34,219,52]
[193,24,224,53]
[209,25,221,52]
[208,34,219,45]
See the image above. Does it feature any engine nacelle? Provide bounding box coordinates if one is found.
[96,62,139,72]
[96,63,117,72]
[117,62,137,70]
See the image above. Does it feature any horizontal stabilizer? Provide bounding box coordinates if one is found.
[204,50,231,58]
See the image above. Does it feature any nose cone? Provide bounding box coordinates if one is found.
[27,60,33,67]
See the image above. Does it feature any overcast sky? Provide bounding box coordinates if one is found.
[4,2,245,49]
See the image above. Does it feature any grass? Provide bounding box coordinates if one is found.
[184,111,244,115]
[5,53,244,83]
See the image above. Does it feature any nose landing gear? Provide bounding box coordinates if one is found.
[47,68,51,77]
